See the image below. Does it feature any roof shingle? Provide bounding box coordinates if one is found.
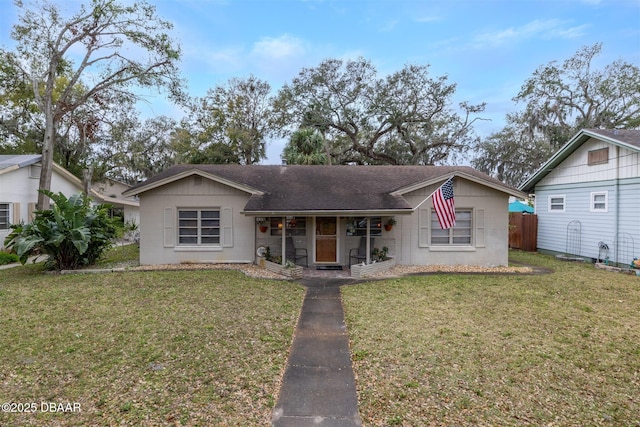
[126,165,521,212]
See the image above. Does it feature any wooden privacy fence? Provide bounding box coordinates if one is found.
[509,213,538,252]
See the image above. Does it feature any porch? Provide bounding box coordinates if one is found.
[253,215,397,269]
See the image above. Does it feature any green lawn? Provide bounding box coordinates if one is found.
[2,249,639,426]
[0,258,304,426]
[342,251,640,426]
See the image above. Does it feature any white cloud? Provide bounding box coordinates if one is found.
[251,34,306,59]
[473,19,589,47]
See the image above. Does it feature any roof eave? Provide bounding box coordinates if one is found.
[241,209,413,216]
[393,171,526,199]
[519,129,640,193]
[123,169,264,197]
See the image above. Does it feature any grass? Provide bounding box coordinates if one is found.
[0,246,304,426]
[0,251,20,265]
[342,251,640,426]
[3,247,639,426]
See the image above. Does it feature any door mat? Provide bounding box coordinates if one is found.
[316,265,343,271]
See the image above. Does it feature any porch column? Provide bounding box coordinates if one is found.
[366,217,371,265]
[281,216,286,266]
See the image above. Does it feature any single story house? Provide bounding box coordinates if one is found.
[519,129,640,265]
[123,165,524,268]
[0,154,139,247]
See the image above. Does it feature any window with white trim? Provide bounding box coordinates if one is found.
[548,195,565,213]
[178,209,220,245]
[0,203,9,230]
[346,217,382,236]
[590,192,608,212]
[430,209,472,245]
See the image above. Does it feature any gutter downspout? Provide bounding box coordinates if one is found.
[614,145,620,264]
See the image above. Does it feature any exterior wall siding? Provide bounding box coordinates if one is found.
[401,179,510,266]
[535,178,640,263]
[137,174,515,267]
[540,138,638,186]
[139,175,254,265]
[534,136,640,263]
[0,167,84,247]
[616,177,640,264]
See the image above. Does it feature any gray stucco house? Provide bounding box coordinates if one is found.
[123,165,524,268]
[520,129,640,265]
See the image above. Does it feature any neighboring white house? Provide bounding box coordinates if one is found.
[91,177,140,227]
[0,154,139,247]
[519,129,640,265]
[123,165,525,268]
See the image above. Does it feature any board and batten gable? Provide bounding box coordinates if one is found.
[400,177,510,266]
[137,174,255,265]
[532,136,640,262]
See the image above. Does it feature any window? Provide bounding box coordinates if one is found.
[178,209,220,245]
[430,210,472,245]
[0,203,9,230]
[346,217,382,236]
[270,217,307,236]
[548,195,565,213]
[590,192,608,212]
[588,148,609,165]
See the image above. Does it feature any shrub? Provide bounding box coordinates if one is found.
[4,190,119,270]
[0,251,19,265]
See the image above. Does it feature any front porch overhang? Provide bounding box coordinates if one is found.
[241,209,413,216]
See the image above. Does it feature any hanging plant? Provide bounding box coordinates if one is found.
[384,217,397,231]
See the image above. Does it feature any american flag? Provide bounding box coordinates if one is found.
[433,177,455,229]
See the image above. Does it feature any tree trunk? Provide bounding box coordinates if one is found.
[38,114,55,210]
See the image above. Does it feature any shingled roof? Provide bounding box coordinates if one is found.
[124,165,522,214]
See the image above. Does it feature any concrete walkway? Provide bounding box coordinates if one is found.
[272,279,361,426]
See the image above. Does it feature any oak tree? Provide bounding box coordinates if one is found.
[273,58,485,165]
[7,0,183,209]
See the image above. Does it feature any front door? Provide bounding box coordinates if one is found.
[316,217,337,263]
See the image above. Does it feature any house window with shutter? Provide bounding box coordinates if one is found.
[0,203,9,230]
[178,209,220,245]
[588,148,609,165]
[430,209,472,245]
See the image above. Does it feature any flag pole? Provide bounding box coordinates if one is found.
[413,176,454,211]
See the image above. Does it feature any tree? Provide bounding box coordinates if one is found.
[188,75,275,165]
[516,44,640,144]
[0,48,43,152]
[7,0,183,209]
[472,113,554,187]
[474,44,640,186]
[282,128,328,165]
[94,115,179,185]
[273,58,485,165]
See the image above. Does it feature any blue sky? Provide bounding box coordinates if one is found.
[1,0,639,164]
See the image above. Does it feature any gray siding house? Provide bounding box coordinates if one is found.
[124,165,524,268]
[520,129,640,265]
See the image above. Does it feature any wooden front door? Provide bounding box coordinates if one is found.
[315,217,337,263]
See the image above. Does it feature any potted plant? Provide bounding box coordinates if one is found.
[384,217,396,231]
[257,218,268,233]
[372,246,389,262]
